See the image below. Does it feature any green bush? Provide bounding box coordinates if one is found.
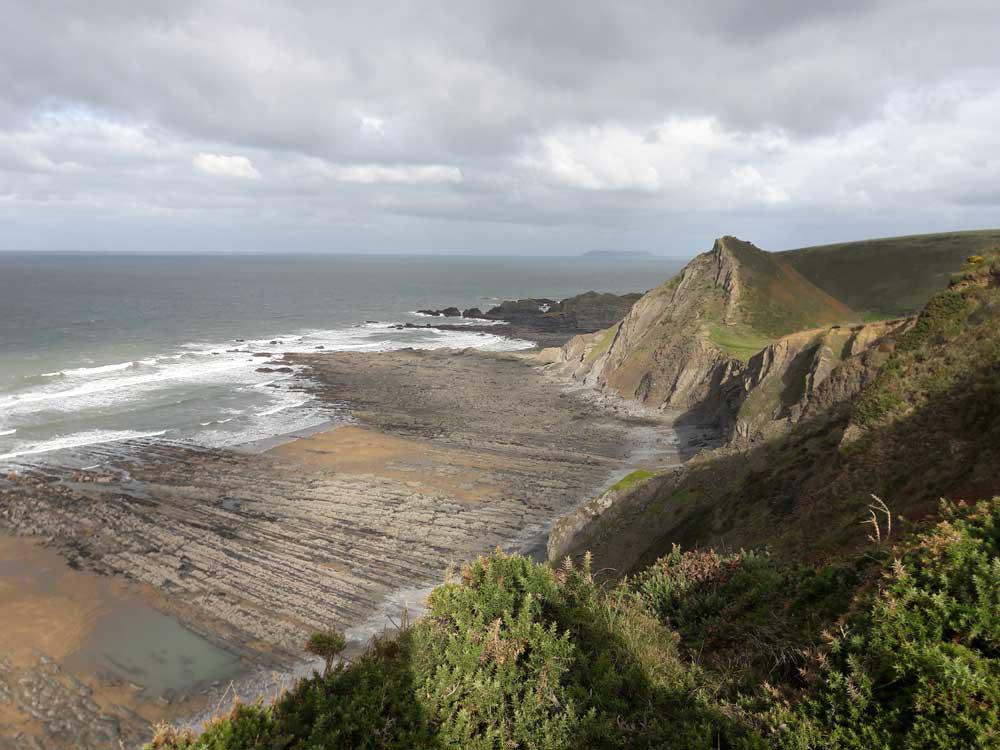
[634,547,857,690]
[304,629,346,676]
[147,502,1000,750]
[764,499,1000,749]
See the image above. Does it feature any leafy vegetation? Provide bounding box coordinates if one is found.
[610,469,655,492]
[708,323,775,362]
[780,229,1000,318]
[305,630,347,677]
[760,499,1000,749]
[149,499,1000,749]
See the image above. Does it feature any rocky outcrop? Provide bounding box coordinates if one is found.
[430,291,644,348]
[545,236,907,439]
[729,318,914,443]
[418,307,461,317]
[547,238,755,418]
[548,291,645,331]
[474,292,643,332]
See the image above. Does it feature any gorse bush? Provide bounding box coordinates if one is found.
[762,499,1000,749]
[634,546,859,691]
[148,501,1000,749]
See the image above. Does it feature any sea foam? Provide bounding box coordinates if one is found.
[0,429,168,462]
[3,318,532,463]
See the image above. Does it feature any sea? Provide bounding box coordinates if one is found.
[0,253,684,467]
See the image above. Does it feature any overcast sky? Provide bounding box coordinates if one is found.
[1,1,998,255]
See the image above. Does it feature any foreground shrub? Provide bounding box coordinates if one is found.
[762,499,1000,749]
[633,546,858,690]
[147,501,1000,749]
[304,629,347,676]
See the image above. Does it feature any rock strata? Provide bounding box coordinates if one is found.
[0,349,680,711]
[0,653,150,750]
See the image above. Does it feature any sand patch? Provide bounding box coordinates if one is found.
[269,425,504,503]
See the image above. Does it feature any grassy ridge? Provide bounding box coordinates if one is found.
[621,257,1000,569]
[724,237,858,338]
[780,229,1000,318]
[702,237,858,362]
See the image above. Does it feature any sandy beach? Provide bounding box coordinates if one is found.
[0,347,695,747]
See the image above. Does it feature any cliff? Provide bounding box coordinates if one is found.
[545,236,873,435]
[548,257,1000,573]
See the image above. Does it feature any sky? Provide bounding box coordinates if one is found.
[1,0,999,255]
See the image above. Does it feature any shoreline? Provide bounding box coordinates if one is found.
[0,346,697,747]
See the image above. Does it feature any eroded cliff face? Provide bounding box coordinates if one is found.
[544,236,909,440]
[729,318,915,443]
[554,238,746,414]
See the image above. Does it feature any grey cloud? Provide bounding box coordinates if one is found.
[0,0,998,253]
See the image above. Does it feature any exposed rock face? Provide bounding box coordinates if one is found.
[551,238,757,416]
[477,292,643,332]
[730,318,915,443]
[545,291,645,331]
[0,653,150,750]
[417,307,461,317]
[431,291,644,348]
[546,236,906,440]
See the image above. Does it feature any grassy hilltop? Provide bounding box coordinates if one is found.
[780,228,1000,318]
[150,247,1000,750]
[705,237,858,361]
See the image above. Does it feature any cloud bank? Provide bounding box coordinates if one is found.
[0,0,998,254]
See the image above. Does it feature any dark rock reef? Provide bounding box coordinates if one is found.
[430,290,644,347]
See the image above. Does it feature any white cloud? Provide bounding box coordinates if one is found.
[526,126,662,191]
[361,116,386,134]
[520,81,1000,214]
[313,161,462,185]
[193,153,261,179]
[729,165,790,205]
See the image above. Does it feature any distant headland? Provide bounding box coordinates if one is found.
[580,250,654,258]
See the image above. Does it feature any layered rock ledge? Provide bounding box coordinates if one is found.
[0,348,684,747]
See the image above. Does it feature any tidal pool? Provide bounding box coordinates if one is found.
[1,535,243,698]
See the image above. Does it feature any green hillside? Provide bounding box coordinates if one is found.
[595,255,1000,570]
[780,229,1000,318]
[724,236,858,338]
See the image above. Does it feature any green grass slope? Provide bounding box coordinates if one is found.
[779,229,1000,318]
[724,237,858,339]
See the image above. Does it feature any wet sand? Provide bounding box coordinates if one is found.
[0,348,694,747]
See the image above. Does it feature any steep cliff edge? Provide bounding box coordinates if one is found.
[546,236,866,433]
[730,317,914,443]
